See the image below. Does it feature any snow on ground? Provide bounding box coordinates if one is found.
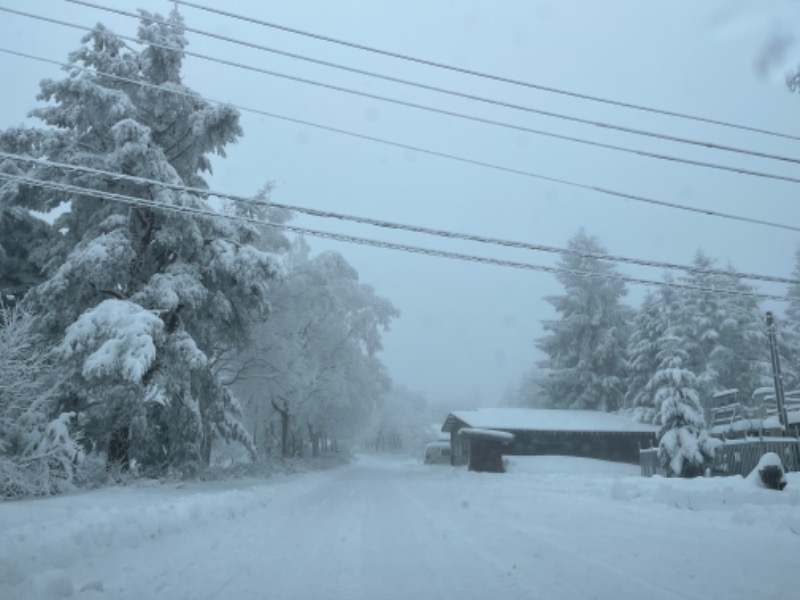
[612,465,800,530]
[1,454,799,599]
[0,470,330,597]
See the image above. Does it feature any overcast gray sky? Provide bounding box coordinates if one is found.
[1,0,799,409]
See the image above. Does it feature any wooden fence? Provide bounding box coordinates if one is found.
[640,437,800,478]
[639,448,662,477]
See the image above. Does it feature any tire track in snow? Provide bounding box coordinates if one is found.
[397,473,709,600]
[29,457,797,600]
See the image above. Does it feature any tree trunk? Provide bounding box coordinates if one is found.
[200,430,212,466]
[291,428,304,457]
[199,391,213,467]
[266,421,275,457]
[308,423,321,458]
[272,398,290,458]
[252,401,259,455]
[108,426,130,471]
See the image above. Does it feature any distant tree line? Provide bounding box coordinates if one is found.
[505,229,800,476]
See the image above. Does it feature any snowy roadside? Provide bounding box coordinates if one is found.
[3,454,800,598]
[425,455,800,537]
[0,461,343,592]
[611,470,800,532]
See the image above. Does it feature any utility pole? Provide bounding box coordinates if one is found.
[766,311,788,433]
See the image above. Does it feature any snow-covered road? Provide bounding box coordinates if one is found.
[2,454,799,599]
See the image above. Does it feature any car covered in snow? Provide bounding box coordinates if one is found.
[424,441,451,465]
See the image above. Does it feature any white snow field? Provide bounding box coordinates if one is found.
[1,454,799,600]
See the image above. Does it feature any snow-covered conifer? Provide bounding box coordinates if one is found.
[673,251,769,407]
[782,246,800,390]
[0,11,283,473]
[537,229,631,411]
[625,289,671,423]
[652,332,716,477]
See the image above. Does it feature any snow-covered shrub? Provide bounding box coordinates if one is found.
[0,307,84,498]
[0,408,84,499]
[77,451,116,488]
[16,412,84,497]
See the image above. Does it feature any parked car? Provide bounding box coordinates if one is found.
[424,441,451,465]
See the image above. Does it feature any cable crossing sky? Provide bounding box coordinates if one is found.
[168,0,800,142]
[2,151,797,287]
[2,7,800,186]
[65,1,800,167]
[0,170,793,302]
[0,45,798,235]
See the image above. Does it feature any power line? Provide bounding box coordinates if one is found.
[171,0,800,142]
[0,171,789,301]
[2,46,799,235]
[3,8,800,185]
[2,151,798,287]
[65,0,800,167]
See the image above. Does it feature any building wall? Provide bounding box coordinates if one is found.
[446,421,657,465]
[450,429,469,466]
[506,430,657,464]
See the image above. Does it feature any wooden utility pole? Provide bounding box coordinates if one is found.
[766,311,789,432]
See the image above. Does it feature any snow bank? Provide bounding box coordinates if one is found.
[611,471,800,533]
[0,473,325,596]
[744,452,788,490]
[751,452,783,469]
[504,455,639,477]
[497,456,800,535]
[494,456,640,499]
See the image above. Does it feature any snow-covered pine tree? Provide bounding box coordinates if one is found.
[782,246,800,390]
[706,267,770,401]
[0,11,282,473]
[624,286,677,423]
[652,331,716,477]
[536,229,631,411]
[0,129,53,310]
[672,251,724,386]
[673,250,769,409]
[0,206,51,308]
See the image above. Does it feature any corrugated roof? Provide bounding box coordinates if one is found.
[442,408,659,433]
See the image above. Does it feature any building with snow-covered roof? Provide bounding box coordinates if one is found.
[441,408,658,469]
